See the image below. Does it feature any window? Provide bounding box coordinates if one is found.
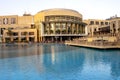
[49,16,55,21]
[13,32,18,36]
[55,16,60,21]
[3,18,8,24]
[29,32,34,35]
[11,18,16,24]
[45,16,49,21]
[101,22,104,25]
[71,16,74,21]
[66,16,70,20]
[105,22,108,25]
[90,21,94,25]
[96,21,99,25]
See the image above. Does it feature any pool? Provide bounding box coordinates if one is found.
[0,43,120,80]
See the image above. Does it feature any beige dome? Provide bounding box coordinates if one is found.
[37,8,82,18]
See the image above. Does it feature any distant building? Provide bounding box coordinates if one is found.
[108,17,120,34]
[1,8,120,43]
[3,28,37,43]
[34,8,87,42]
[0,14,37,43]
[84,19,110,36]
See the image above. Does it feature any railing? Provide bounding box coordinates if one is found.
[65,35,120,47]
[65,40,120,47]
[43,34,87,36]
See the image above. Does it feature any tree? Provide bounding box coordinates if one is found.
[56,29,60,34]
[50,30,53,34]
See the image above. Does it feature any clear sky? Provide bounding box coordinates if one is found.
[0,0,120,19]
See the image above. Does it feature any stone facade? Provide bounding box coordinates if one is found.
[84,19,110,36]
[34,8,87,42]
[0,14,37,43]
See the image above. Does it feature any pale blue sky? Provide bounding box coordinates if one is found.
[0,0,119,19]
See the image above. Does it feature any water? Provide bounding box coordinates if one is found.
[0,43,120,80]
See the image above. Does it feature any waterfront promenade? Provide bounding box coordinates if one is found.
[65,41,120,49]
[65,35,120,49]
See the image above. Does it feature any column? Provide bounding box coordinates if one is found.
[65,23,68,34]
[26,32,29,42]
[48,23,51,34]
[60,23,62,34]
[18,31,21,42]
[77,24,79,34]
[72,23,75,34]
[53,23,56,34]
[34,32,37,42]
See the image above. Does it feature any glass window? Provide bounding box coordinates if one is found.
[45,16,49,21]
[11,18,16,24]
[101,22,104,25]
[90,21,94,25]
[66,16,70,20]
[105,22,108,25]
[96,21,99,25]
[3,18,8,24]
[29,32,34,35]
[71,16,74,21]
[55,23,60,30]
[13,32,18,36]
[49,16,55,21]
[61,23,66,29]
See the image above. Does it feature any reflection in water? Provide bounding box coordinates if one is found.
[0,44,120,80]
[81,48,120,80]
[51,46,55,64]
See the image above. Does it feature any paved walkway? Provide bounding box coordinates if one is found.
[65,41,120,49]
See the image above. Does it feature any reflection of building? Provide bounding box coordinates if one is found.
[34,8,87,42]
[84,19,110,36]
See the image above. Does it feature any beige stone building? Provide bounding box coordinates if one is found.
[34,8,87,42]
[2,8,120,43]
[0,14,37,43]
[3,28,37,43]
[108,17,120,34]
[84,19,110,36]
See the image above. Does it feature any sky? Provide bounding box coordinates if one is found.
[0,0,120,19]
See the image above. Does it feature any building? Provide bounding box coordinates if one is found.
[34,8,87,42]
[0,14,37,43]
[84,19,110,36]
[3,28,37,43]
[2,8,116,43]
[108,17,120,34]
